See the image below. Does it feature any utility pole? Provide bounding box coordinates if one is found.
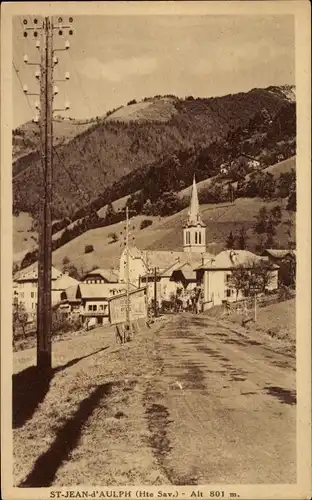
[154,267,158,317]
[37,16,53,375]
[254,292,257,322]
[145,251,149,318]
[22,16,73,376]
[125,206,130,326]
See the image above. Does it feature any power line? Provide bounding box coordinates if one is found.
[12,61,34,115]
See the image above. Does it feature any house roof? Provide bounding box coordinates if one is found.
[77,282,135,300]
[14,264,63,282]
[195,250,279,270]
[129,246,214,275]
[172,262,198,281]
[82,268,119,283]
[262,249,296,259]
[62,284,81,303]
[53,273,80,290]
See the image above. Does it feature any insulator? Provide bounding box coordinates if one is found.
[65,71,70,80]
[58,30,63,36]
[53,55,59,65]
[23,54,28,63]
[69,29,74,36]
[69,16,73,23]
[23,32,28,37]
[23,19,27,25]
[65,40,70,49]
[53,86,59,95]
[65,101,70,110]
[35,100,40,109]
[58,17,63,23]
[34,18,38,24]
[35,70,40,79]
[36,40,40,49]
[34,31,38,38]
[23,84,28,93]
[33,115,39,123]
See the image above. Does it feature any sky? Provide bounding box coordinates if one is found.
[12,15,295,128]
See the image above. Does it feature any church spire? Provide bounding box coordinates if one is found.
[187,175,204,226]
[183,175,206,252]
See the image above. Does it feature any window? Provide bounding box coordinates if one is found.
[92,305,97,311]
[195,232,198,244]
[225,274,231,284]
[226,289,231,298]
[199,232,202,244]
[31,292,34,298]
[99,305,104,311]
[88,305,92,311]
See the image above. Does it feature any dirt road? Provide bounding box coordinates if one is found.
[14,313,296,486]
[144,314,296,485]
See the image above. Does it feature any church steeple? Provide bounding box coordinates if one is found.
[187,175,205,227]
[183,175,206,253]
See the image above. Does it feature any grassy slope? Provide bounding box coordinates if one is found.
[49,197,295,273]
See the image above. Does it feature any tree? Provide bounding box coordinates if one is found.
[287,188,296,211]
[62,256,70,267]
[84,244,94,254]
[140,219,153,230]
[229,260,274,299]
[254,207,268,235]
[270,205,282,225]
[105,202,116,225]
[65,264,81,281]
[265,217,276,248]
[13,262,19,275]
[108,232,118,243]
[237,226,248,250]
[13,302,28,339]
[225,231,235,249]
[228,264,251,300]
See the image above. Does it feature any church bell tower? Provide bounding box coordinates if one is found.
[183,176,206,253]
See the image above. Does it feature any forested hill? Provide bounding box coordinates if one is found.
[13,85,295,220]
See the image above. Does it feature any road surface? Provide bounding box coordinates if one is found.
[144,314,296,484]
[14,313,296,486]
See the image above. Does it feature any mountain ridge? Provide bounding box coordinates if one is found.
[13,85,295,219]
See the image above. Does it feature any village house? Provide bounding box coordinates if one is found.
[119,176,214,303]
[81,268,119,284]
[13,264,79,319]
[61,282,136,326]
[195,250,279,310]
[261,249,296,286]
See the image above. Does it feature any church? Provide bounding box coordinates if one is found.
[119,176,214,302]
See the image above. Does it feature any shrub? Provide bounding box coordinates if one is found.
[108,232,118,243]
[140,219,153,230]
[84,244,94,254]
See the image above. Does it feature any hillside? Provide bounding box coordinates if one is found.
[46,197,295,275]
[13,86,295,219]
[12,117,99,178]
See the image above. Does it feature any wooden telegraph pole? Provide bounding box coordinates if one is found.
[145,251,149,318]
[22,16,73,375]
[154,267,158,317]
[125,206,130,326]
[37,17,53,375]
